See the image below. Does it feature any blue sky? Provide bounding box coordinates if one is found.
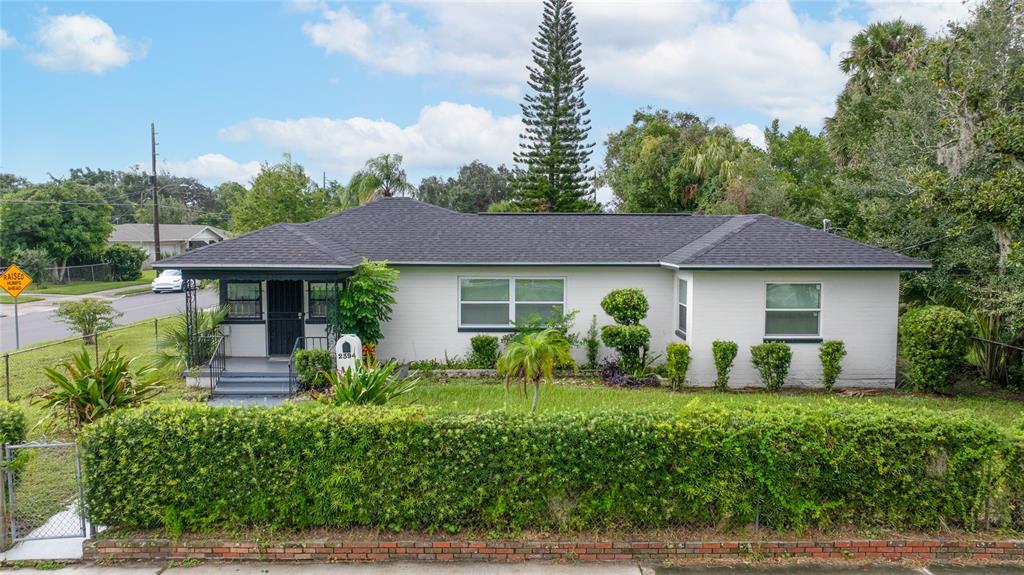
[1,0,973,188]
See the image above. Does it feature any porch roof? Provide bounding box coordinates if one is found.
[181,267,350,282]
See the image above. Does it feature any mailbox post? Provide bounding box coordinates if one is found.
[334,334,363,375]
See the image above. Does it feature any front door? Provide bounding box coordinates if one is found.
[267,280,304,355]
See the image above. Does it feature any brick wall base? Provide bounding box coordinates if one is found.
[83,537,1024,563]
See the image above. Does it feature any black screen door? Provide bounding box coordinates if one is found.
[267,280,304,355]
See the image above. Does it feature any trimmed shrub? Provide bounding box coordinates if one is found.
[103,243,147,281]
[469,335,499,369]
[750,342,793,392]
[584,314,600,370]
[899,305,973,392]
[712,340,738,390]
[81,402,1024,533]
[665,342,691,390]
[819,340,847,392]
[0,402,26,445]
[293,349,333,390]
[600,288,649,325]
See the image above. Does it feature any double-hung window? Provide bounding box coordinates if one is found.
[307,282,331,321]
[765,283,821,340]
[459,277,565,329]
[225,282,262,320]
[676,278,688,339]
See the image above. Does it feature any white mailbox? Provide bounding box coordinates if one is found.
[334,334,363,374]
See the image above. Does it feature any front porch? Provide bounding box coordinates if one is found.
[181,268,349,405]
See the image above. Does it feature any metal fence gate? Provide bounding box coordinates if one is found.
[2,441,87,547]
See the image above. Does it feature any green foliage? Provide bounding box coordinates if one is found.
[103,243,147,281]
[584,314,600,370]
[415,162,514,213]
[0,181,112,269]
[312,360,418,406]
[346,154,415,205]
[600,288,649,325]
[506,308,580,349]
[293,349,333,390]
[0,402,26,445]
[498,328,574,413]
[230,156,340,234]
[819,340,847,392]
[38,348,162,430]
[899,305,973,392]
[331,259,398,345]
[600,324,651,372]
[665,343,691,390]
[7,248,53,283]
[154,307,227,372]
[512,0,597,212]
[712,340,739,391]
[53,299,122,344]
[80,402,1024,533]
[750,342,793,393]
[469,335,499,369]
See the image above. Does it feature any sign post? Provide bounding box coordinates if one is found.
[0,264,33,350]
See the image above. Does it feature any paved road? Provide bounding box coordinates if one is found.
[0,288,217,352]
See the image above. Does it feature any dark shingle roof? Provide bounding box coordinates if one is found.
[157,198,929,270]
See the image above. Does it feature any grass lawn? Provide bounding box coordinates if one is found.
[404,378,1024,429]
[0,295,43,304]
[25,270,157,296]
[5,316,193,534]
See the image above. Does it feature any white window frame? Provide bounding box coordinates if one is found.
[764,282,822,340]
[458,276,566,329]
[676,278,688,340]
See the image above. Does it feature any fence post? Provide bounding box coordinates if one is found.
[0,447,7,551]
[154,318,159,346]
[91,265,95,282]
[93,334,99,360]
[3,354,8,403]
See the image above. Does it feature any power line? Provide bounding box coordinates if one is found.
[0,198,233,219]
[895,225,982,253]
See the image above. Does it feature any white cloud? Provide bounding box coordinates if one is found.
[218,101,521,175]
[864,0,977,34]
[30,14,145,73]
[161,154,263,185]
[300,1,861,127]
[733,123,766,150]
[0,28,16,49]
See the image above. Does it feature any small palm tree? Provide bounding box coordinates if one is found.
[348,154,415,204]
[497,328,574,413]
[153,307,228,372]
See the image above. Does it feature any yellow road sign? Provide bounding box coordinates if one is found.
[0,264,33,298]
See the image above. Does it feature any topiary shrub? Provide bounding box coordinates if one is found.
[665,342,691,391]
[819,340,847,392]
[750,342,793,392]
[293,348,333,390]
[712,340,738,391]
[600,288,650,373]
[103,243,148,281]
[899,305,972,392]
[584,314,600,370]
[469,335,499,369]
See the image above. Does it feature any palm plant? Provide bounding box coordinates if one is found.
[347,154,415,204]
[497,328,574,413]
[312,359,418,406]
[37,347,163,430]
[153,307,228,372]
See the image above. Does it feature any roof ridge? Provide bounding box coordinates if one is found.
[280,223,355,265]
[661,214,761,265]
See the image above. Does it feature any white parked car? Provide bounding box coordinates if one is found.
[151,269,184,293]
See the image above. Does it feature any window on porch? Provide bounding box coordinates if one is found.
[225,282,262,320]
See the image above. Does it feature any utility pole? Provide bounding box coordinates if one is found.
[150,123,161,261]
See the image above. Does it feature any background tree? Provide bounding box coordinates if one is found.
[0,181,112,273]
[230,156,338,233]
[415,161,513,212]
[513,0,596,212]
[347,154,415,205]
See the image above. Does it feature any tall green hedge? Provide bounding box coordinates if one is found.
[80,403,1024,533]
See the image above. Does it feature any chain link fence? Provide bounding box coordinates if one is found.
[44,263,111,284]
[2,441,86,546]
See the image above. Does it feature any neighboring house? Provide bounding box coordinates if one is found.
[109,224,230,263]
[156,198,928,390]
